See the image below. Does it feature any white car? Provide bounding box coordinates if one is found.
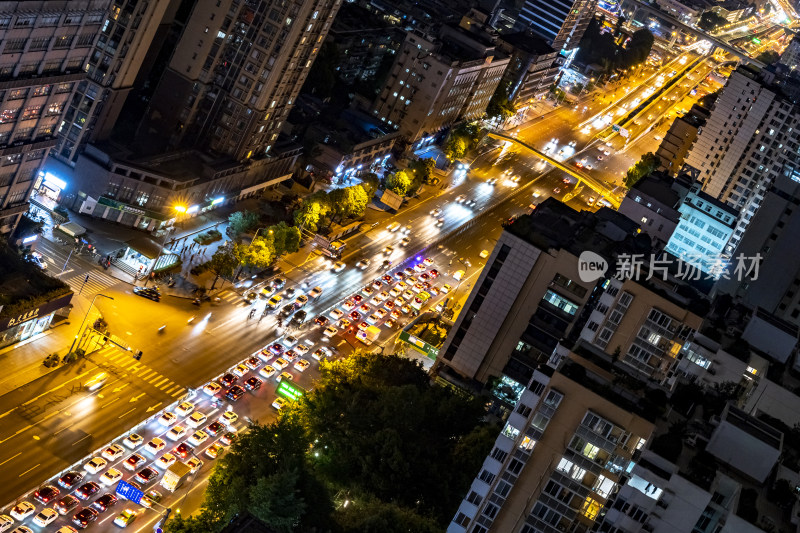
[175,401,194,417]
[294,359,310,372]
[221,411,238,426]
[0,515,12,532]
[271,358,289,371]
[10,502,35,521]
[99,468,123,486]
[144,438,166,456]
[102,444,125,461]
[203,382,222,396]
[188,430,209,446]
[156,453,177,470]
[166,426,187,441]
[185,457,203,474]
[283,335,299,348]
[313,347,333,360]
[231,364,249,377]
[356,258,370,270]
[323,326,338,338]
[123,433,143,449]
[329,309,343,321]
[84,457,107,474]
[332,261,346,272]
[158,412,177,427]
[259,366,277,379]
[441,284,452,294]
[295,344,311,356]
[367,313,381,325]
[187,411,207,428]
[32,508,58,527]
[309,286,323,299]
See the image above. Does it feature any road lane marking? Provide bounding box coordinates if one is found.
[117,407,136,419]
[18,463,40,477]
[71,434,90,446]
[11,369,95,412]
[100,397,121,409]
[0,452,21,467]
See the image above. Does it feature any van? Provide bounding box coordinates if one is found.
[387,222,401,232]
[266,295,283,310]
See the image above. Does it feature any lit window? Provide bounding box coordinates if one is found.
[582,497,601,520]
[502,423,520,439]
[519,436,536,451]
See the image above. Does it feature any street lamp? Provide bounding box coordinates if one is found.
[68,293,114,356]
[252,227,273,241]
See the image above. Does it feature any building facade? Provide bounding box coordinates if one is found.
[142,0,344,161]
[618,172,682,247]
[655,106,708,175]
[516,0,598,55]
[496,32,557,108]
[0,1,112,234]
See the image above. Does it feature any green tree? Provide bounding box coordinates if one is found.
[624,152,660,188]
[205,247,239,289]
[486,81,516,120]
[360,172,380,198]
[164,512,218,533]
[335,498,441,533]
[249,470,307,532]
[443,136,467,161]
[385,170,412,196]
[227,210,259,237]
[624,29,654,67]
[407,158,436,185]
[756,50,780,65]
[698,11,728,31]
[235,237,275,269]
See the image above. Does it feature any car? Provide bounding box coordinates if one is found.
[587,196,596,205]
[553,187,561,194]
[75,482,100,500]
[294,359,310,372]
[419,273,430,282]
[319,325,337,339]
[295,295,309,308]
[231,364,249,377]
[173,442,194,459]
[383,299,395,310]
[272,397,288,410]
[585,163,593,171]
[390,309,402,319]
[123,433,143,449]
[358,303,371,314]
[361,286,374,297]
[455,194,466,203]
[430,208,442,217]
[55,495,80,516]
[367,313,381,325]
[10,502,35,522]
[297,341,313,355]
[329,308,344,321]
[187,411,207,428]
[25,251,47,270]
[283,335,299,348]
[84,457,107,475]
[308,285,324,299]
[258,285,275,298]
[487,177,498,185]
[205,443,224,459]
[155,453,177,470]
[341,299,356,312]
[389,286,401,297]
[226,385,245,401]
[259,365,277,379]
[34,485,59,504]
[402,290,414,301]
[101,443,125,462]
[32,507,58,527]
[393,271,406,280]
[441,284,452,293]
[272,358,289,371]
[384,318,397,328]
[401,236,411,246]
[185,457,203,473]
[381,274,394,284]
[279,303,295,318]
[91,493,118,513]
[339,318,351,329]
[400,305,412,314]
[314,315,329,327]
[375,308,388,319]
[357,321,369,331]
[134,466,159,485]
[349,310,362,322]
[435,218,444,227]
[99,468,123,486]
[219,373,238,387]
[291,309,307,326]
[175,401,195,417]
[313,347,333,360]
[139,490,161,509]
[332,261,346,272]
[245,376,262,390]
[221,410,238,426]
[371,279,383,290]
[412,283,425,293]
[166,425,187,441]
[243,357,261,371]
[186,429,209,447]
[220,432,237,446]
[401,225,412,235]
[158,412,177,427]
[72,507,98,529]
[58,471,84,490]
[429,286,440,296]
[283,287,297,299]
[144,437,166,456]
[113,509,137,528]
[123,453,146,470]
[381,259,392,270]
[267,343,285,357]
[132,286,160,301]
[277,371,294,383]
[382,245,394,256]
[283,349,298,362]
[356,258,370,269]
[203,382,222,396]
[266,295,283,310]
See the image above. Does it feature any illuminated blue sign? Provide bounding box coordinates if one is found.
[115,480,144,504]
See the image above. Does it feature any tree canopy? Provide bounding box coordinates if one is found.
[205,246,238,288]
[576,17,655,73]
[227,210,259,237]
[165,353,497,532]
[486,81,516,120]
[385,169,412,196]
[624,152,660,188]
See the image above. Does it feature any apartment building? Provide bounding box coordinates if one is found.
[448,359,654,533]
[437,199,644,392]
[371,23,509,144]
[0,1,111,234]
[51,0,176,164]
[141,0,343,161]
[655,105,709,175]
[515,0,597,55]
[618,171,682,247]
[683,65,795,256]
[496,32,557,108]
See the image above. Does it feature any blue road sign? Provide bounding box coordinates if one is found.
[115,480,144,505]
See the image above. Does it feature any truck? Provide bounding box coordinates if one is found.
[356,325,381,345]
[160,461,192,492]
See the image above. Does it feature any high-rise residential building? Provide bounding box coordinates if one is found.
[515,0,597,55]
[371,19,509,145]
[140,0,344,161]
[0,1,111,235]
[664,181,737,277]
[715,167,800,326]
[436,199,644,392]
[778,33,800,72]
[51,0,178,165]
[496,32,557,109]
[654,104,709,175]
[682,65,797,257]
[448,359,654,533]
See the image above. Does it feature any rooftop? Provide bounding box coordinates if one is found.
[0,244,71,319]
[629,171,682,209]
[498,31,556,56]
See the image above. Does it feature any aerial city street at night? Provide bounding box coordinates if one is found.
[1,0,800,531]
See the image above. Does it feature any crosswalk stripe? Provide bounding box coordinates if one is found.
[138,369,155,380]
[159,380,174,391]
[107,353,125,364]
[170,388,184,398]
[152,377,169,387]
[128,363,141,373]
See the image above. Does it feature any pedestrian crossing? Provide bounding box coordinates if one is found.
[91,346,186,398]
[64,270,120,296]
[216,289,243,304]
